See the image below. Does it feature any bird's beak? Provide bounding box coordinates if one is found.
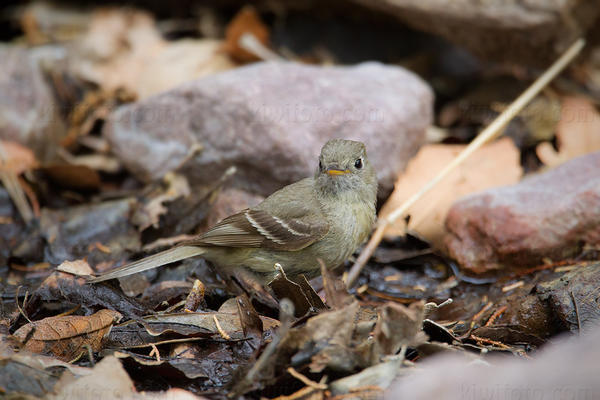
[326,168,351,176]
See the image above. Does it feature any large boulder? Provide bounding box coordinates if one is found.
[445,152,600,274]
[0,46,66,161]
[351,0,599,66]
[104,61,433,197]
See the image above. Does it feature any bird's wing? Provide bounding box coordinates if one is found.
[189,208,329,251]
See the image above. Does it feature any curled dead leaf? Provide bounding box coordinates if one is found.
[14,309,122,362]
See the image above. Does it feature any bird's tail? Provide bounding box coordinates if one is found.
[87,245,205,283]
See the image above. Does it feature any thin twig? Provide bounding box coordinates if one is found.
[83,343,95,367]
[0,172,33,223]
[471,301,494,328]
[149,344,161,362]
[15,286,33,325]
[287,367,328,390]
[501,281,524,292]
[570,291,583,335]
[485,306,507,327]
[0,142,34,223]
[470,334,511,350]
[346,38,586,288]
[213,315,231,340]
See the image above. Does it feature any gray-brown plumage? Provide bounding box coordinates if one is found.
[88,139,377,284]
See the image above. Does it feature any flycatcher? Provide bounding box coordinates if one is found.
[89,139,378,284]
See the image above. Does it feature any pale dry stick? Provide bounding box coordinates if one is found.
[287,367,328,390]
[239,33,286,61]
[346,38,586,288]
[0,143,34,223]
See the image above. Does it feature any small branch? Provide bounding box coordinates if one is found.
[345,38,586,288]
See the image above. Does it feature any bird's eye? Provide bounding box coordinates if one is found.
[319,160,323,170]
[354,158,363,169]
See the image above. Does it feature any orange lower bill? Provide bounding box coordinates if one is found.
[327,169,350,176]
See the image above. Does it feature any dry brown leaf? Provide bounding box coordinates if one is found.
[55,259,94,276]
[73,8,163,94]
[52,354,204,399]
[136,39,235,99]
[20,2,90,45]
[379,137,522,248]
[42,163,101,190]
[269,266,326,317]
[372,301,426,359]
[223,6,270,63]
[14,309,122,361]
[320,259,354,310]
[132,172,191,231]
[142,311,279,338]
[51,355,134,399]
[184,280,206,312]
[536,96,600,167]
[0,141,38,174]
[71,8,234,99]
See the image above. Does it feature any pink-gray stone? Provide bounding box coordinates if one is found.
[351,0,599,66]
[0,45,66,161]
[104,61,433,197]
[445,152,600,274]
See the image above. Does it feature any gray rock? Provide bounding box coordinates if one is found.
[445,152,600,274]
[40,199,141,266]
[351,0,599,66]
[0,45,66,161]
[386,325,600,400]
[104,61,432,197]
[0,187,25,265]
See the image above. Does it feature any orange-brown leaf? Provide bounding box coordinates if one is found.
[537,96,600,166]
[0,141,38,174]
[379,138,522,248]
[224,6,269,63]
[14,309,122,361]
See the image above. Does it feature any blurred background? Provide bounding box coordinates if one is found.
[1,2,600,398]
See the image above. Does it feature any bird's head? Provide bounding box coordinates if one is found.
[314,139,378,202]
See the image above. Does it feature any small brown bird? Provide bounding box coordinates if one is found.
[89,139,377,284]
